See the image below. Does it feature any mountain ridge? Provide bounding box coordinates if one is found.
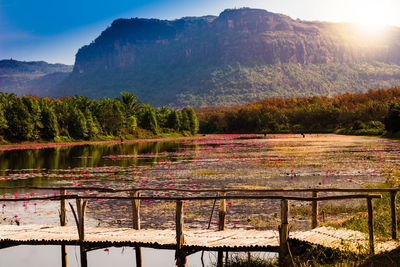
[0,59,72,96]
[3,8,400,106]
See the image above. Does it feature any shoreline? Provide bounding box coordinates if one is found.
[0,135,204,152]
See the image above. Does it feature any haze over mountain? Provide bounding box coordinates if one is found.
[0,59,72,96]
[4,8,400,106]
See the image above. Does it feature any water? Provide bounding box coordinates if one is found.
[0,246,218,267]
[0,134,399,266]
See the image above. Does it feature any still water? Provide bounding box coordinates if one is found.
[0,246,219,267]
[0,135,398,266]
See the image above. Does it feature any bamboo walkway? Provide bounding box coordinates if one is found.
[2,186,400,266]
[0,224,398,254]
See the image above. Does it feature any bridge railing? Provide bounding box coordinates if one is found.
[0,187,387,264]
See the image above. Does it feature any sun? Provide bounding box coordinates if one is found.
[355,1,388,31]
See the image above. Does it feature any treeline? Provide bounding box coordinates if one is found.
[0,92,199,143]
[197,87,400,136]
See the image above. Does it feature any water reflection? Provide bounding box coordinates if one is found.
[0,141,190,171]
[0,246,218,267]
[0,141,197,189]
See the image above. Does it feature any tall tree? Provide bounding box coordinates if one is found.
[385,102,400,133]
[67,107,88,139]
[4,98,34,141]
[184,107,199,134]
[137,105,158,134]
[40,104,59,140]
[120,91,142,116]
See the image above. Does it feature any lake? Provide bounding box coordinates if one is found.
[0,134,399,266]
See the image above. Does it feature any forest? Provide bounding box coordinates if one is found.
[0,92,199,143]
[197,87,400,136]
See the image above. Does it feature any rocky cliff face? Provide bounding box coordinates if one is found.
[58,8,400,106]
[73,8,400,74]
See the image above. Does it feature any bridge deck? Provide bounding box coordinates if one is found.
[0,225,398,254]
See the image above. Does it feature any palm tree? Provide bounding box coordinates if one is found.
[120,91,142,116]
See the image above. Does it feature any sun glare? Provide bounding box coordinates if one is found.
[355,1,388,32]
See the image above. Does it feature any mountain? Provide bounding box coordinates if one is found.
[0,59,72,96]
[56,8,400,107]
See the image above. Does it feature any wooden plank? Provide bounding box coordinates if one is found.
[0,225,397,254]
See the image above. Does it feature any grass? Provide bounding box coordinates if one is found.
[326,172,400,240]
[213,253,279,267]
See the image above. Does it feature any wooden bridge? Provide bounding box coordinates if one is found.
[1,186,400,266]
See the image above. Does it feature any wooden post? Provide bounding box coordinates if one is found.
[75,198,87,241]
[130,190,141,229]
[60,189,67,267]
[367,197,375,255]
[60,189,67,226]
[75,198,88,267]
[130,190,142,267]
[218,192,226,231]
[279,199,293,267]
[176,201,185,267]
[311,191,318,229]
[217,251,223,267]
[391,191,397,240]
[217,192,226,267]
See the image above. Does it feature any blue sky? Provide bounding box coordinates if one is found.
[1,0,399,65]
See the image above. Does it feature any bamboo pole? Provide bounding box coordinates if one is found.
[391,191,397,240]
[130,190,142,267]
[367,197,375,255]
[176,201,185,267]
[311,191,318,229]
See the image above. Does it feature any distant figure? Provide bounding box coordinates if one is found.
[120,136,124,143]
[301,133,305,138]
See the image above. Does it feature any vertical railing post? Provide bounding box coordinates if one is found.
[391,190,397,240]
[60,189,67,226]
[60,189,67,267]
[75,198,88,267]
[176,200,185,267]
[217,191,226,267]
[311,191,318,229]
[130,190,142,267]
[279,199,293,267]
[218,191,226,231]
[367,197,375,255]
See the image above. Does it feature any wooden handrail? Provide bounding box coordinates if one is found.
[1,186,400,193]
[0,186,384,264]
[0,193,383,202]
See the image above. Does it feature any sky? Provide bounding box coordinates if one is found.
[1,0,400,65]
